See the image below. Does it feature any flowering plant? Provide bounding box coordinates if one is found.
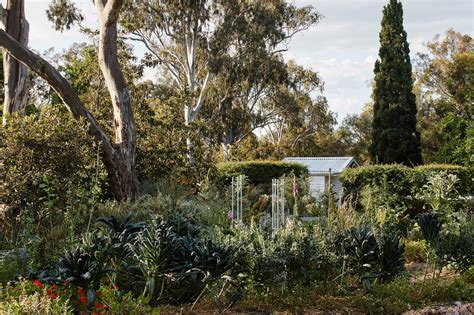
[18,278,116,313]
[0,278,71,313]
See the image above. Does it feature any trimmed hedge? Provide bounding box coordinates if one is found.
[216,161,308,186]
[413,164,473,196]
[340,164,473,212]
[341,164,472,197]
[341,164,413,198]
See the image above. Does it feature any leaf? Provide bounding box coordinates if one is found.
[147,277,156,296]
[87,288,96,303]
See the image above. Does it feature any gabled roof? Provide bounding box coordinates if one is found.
[283,157,358,175]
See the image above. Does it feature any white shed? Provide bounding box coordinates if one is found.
[283,157,358,199]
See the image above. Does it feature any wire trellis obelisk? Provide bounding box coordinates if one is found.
[231,175,244,224]
[271,178,285,230]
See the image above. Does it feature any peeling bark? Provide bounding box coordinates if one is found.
[1,0,30,125]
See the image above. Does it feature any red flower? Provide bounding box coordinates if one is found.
[96,302,101,309]
[50,294,58,300]
[32,279,43,288]
[113,283,119,291]
[47,289,52,295]
[51,284,57,290]
[78,288,85,296]
[93,312,98,315]
[79,296,87,303]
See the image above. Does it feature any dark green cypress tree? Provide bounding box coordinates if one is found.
[370,0,422,165]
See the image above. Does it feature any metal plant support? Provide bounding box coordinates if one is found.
[231,175,243,223]
[271,178,285,230]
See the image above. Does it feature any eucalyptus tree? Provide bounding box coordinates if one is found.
[122,0,320,162]
[335,104,373,164]
[1,0,29,125]
[415,29,473,165]
[260,61,335,158]
[0,0,137,200]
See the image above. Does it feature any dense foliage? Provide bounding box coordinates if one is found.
[370,0,422,165]
[340,164,472,213]
[0,107,109,246]
[216,161,308,186]
[0,1,472,313]
[415,29,473,166]
[1,168,472,312]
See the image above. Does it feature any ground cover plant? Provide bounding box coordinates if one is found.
[0,0,472,313]
[1,168,472,313]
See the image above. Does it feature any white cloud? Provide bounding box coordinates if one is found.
[18,0,474,123]
[284,0,472,122]
[26,1,95,52]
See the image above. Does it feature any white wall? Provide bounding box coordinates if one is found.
[332,177,344,198]
[308,175,343,199]
[309,175,326,197]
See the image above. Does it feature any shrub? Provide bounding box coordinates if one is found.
[416,212,442,245]
[0,251,27,284]
[435,220,474,273]
[57,248,102,290]
[462,266,474,284]
[0,107,109,258]
[340,164,473,215]
[414,164,473,196]
[336,227,405,285]
[216,161,308,187]
[216,221,340,289]
[417,214,474,273]
[128,215,242,305]
[403,240,427,263]
[0,280,72,314]
[377,234,405,281]
[340,164,413,199]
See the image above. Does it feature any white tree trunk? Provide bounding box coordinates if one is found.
[222,142,231,162]
[130,17,211,164]
[2,0,29,125]
[95,0,137,199]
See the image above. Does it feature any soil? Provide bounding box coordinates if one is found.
[403,302,474,315]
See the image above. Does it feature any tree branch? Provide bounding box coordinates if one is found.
[0,4,6,28]
[191,71,211,120]
[0,28,115,158]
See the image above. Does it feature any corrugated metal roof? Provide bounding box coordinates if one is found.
[283,157,357,175]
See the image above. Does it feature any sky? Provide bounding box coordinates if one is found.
[21,0,474,123]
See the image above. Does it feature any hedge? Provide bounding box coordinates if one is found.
[340,164,473,212]
[216,161,308,187]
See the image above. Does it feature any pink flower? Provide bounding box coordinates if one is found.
[293,175,299,197]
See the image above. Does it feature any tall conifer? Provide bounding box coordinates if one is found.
[370,0,422,165]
